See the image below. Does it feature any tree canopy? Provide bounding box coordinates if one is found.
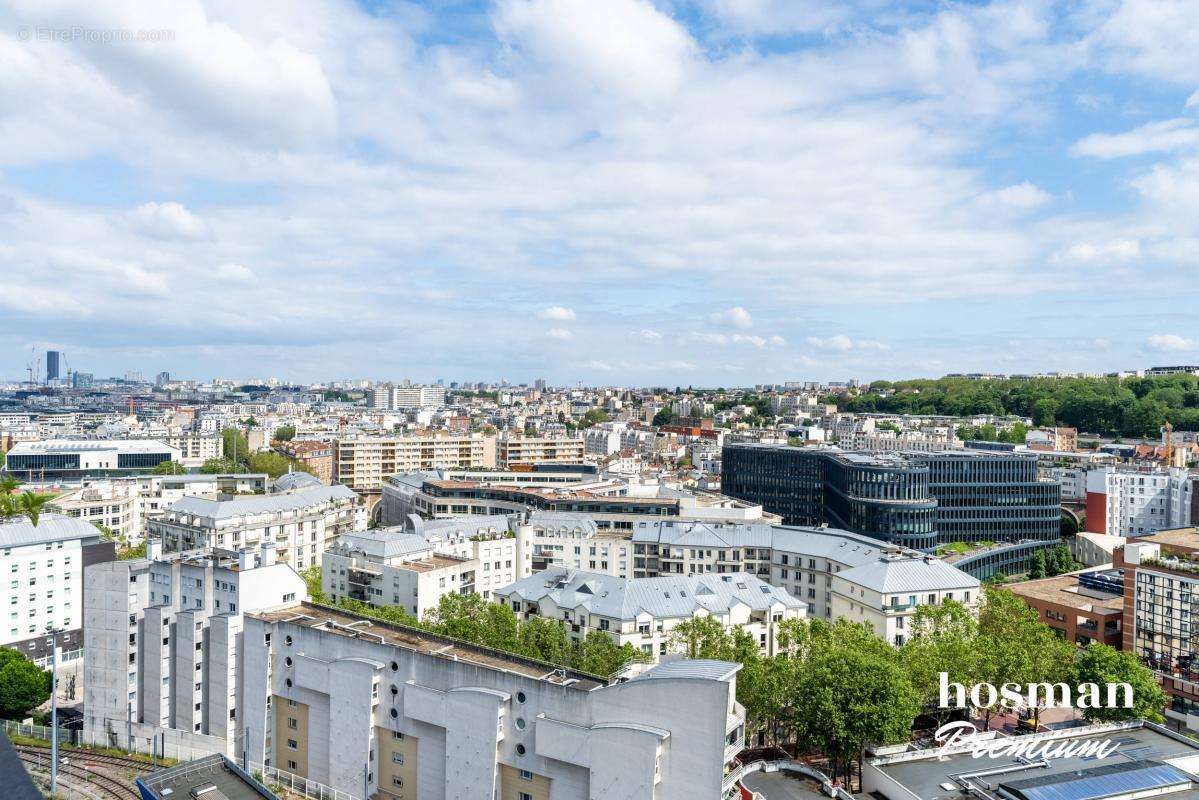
[0,647,51,719]
[150,460,187,475]
[840,374,1199,436]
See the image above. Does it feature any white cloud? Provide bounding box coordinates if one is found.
[731,334,786,348]
[995,181,1051,208]
[537,306,576,321]
[636,329,662,340]
[1071,119,1199,159]
[1147,333,1196,351]
[1055,239,1141,263]
[807,335,854,351]
[690,331,729,346]
[215,263,254,282]
[546,328,573,341]
[130,202,207,240]
[494,0,694,104]
[709,307,753,329]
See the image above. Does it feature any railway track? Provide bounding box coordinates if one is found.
[13,743,157,772]
[15,745,144,800]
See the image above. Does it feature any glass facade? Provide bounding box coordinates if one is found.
[722,444,1061,553]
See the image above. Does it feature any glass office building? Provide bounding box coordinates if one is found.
[722,444,1060,551]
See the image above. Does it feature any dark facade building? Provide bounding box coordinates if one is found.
[46,350,61,381]
[721,444,1060,553]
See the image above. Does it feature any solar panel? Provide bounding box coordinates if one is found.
[1000,760,1191,800]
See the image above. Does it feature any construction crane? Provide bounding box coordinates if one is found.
[1162,421,1176,466]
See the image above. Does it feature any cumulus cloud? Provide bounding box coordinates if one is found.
[1147,333,1196,351]
[807,335,854,351]
[995,181,1051,208]
[1055,239,1142,263]
[546,328,573,341]
[1071,119,1199,159]
[130,202,207,240]
[636,329,662,340]
[215,263,254,282]
[537,306,576,321]
[709,307,753,329]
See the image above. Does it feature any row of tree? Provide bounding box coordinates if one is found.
[300,568,649,678]
[669,587,1164,784]
[842,375,1199,436]
[149,427,312,479]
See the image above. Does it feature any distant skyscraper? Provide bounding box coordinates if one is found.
[155,371,170,387]
[46,351,61,381]
[72,372,93,388]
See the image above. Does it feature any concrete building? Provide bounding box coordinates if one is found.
[334,434,497,494]
[498,436,586,467]
[50,473,268,545]
[150,484,366,571]
[242,602,747,800]
[1007,568,1123,649]
[5,439,181,480]
[0,514,114,660]
[83,545,307,754]
[274,441,334,484]
[1086,466,1196,537]
[370,385,447,410]
[1118,528,1199,723]
[322,515,522,614]
[497,567,805,663]
[162,433,224,468]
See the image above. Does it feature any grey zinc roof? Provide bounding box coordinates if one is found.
[168,484,358,519]
[836,555,978,594]
[768,526,902,566]
[634,658,741,682]
[334,530,435,559]
[527,510,598,534]
[632,520,775,549]
[498,566,805,621]
[0,514,104,548]
[273,471,324,492]
[414,515,514,539]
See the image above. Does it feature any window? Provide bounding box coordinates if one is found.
[519,769,534,780]
[391,752,404,764]
[391,777,404,788]
[287,760,298,771]
[520,793,533,800]
[391,731,404,740]
[287,739,298,750]
[287,717,297,729]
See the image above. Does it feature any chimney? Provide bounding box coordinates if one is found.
[260,545,277,567]
[147,538,163,561]
[238,548,254,570]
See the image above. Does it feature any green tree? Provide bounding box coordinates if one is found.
[423,593,521,652]
[300,565,326,603]
[248,451,294,478]
[221,428,250,464]
[17,491,55,527]
[0,475,21,518]
[150,460,187,475]
[977,587,1076,728]
[900,600,980,725]
[517,617,571,665]
[0,647,51,719]
[669,615,735,659]
[1073,643,1166,723]
[1028,550,1047,579]
[274,425,296,442]
[1033,398,1059,426]
[652,408,673,426]
[200,457,244,474]
[569,631,648,676]
[795,645,920,786]
[580,409,610,428]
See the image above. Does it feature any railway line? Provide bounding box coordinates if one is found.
[15,744,147,800]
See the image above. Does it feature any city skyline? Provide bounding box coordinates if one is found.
[3,1,1197,383]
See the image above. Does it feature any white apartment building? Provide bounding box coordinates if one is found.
[242,602,746,800]
[1,514,113,660]
[524,511,631,577]
[334,434,497,493]
[149,484,366,571]
[322,514,523,613]
[497,567,805,663]
[1087,466,1196,537]
[163,433,224,467]
[82,544,307,754]
[633,520,981,626]
[50,473,269,544]
[583,423,626,457]
[370,385,447,410]
[829,553,981,645]
[498,435,586,467]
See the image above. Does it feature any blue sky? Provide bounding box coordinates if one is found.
[1,0,1197,385]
